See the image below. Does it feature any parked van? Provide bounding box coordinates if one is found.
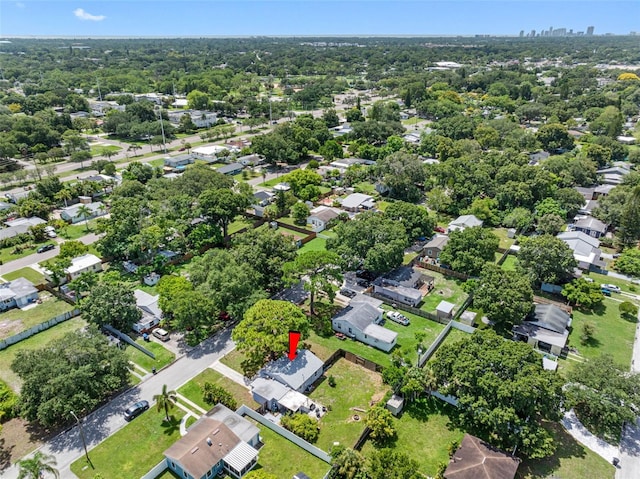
[152,328,170,342]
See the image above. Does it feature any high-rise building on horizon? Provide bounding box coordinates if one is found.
[587,26,595,35]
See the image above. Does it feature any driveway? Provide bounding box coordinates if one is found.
[2,330,236,479]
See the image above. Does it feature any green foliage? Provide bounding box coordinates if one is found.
[0,379,18,423]
[329,447,366,479]
[199,187,251,237]
[244,471,279,479]
[17,451,59,479]
[327,211,407,273]
[617,186,640,248]
[561,279,605,310]
[385,201,435,240]
[281,413,320,443]
[232,299,310,376]
[377,152,426,203]
[81,281,141,331]
[12,326,130,428]
[473,264,533,326]
[381,364,407,388]
[535,123,574,151]
[365,406,396,444]
[580,321,597,345]
[327,375,336,387]
[367,449,422,479]
[58,240,89,259]
[291,202,311,225]
[536,213,565,235]
[438,227,499,276]
[517,235,577,285]
[614,248,640,277]
[202,382,238,410]
[566,355,640,443]
[619,301,638,319]
[153,384,177,421]
[431,329,564,459]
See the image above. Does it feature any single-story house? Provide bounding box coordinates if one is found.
[331,123,353,137]
[528,151,550,166]
[340,193,375,212]
[237,154,265,167]
[250,377,315,414]
[557,231,606,272]
[575,186,596,202]
[270,282,309,305]
[617,135,636,145]
[594,184,615,198]
[0,278,39,312]
[133,289,162,333]
[447,215,483,233]
[578,199,599,216]
[436,300,455,320]
[596,164,632,185]
[167,110,218,128]
[164,154,195,170]
[307,206,341,232]
[272,182,291,192]
[332,298,397,352]
[192,145,229,162]
[571,216,608,238]
[66,254,103,281]
[373,266,433,307]
[513,304,571,356]
[423,235,449,260]
[217,162,243,176]
[164,404,260,479]
[259,349,324,393]
[253,190,275,207]
[0,217,46,241]
[444,434,520,479]
[60,202,106,224]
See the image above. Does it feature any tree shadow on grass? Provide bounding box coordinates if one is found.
[517,421,587,479]
[403,397,456,424]
[161,416,181,436]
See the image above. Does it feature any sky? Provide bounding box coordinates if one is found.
[0,0,638,37]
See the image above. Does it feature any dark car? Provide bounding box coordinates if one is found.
[124,400,149,421]
[339,288,357,298]
[37,244,55,253]
[356,279,370,288]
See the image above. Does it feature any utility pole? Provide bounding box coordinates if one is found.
[70,410,92,466]
[157,107,167,153]
[96,78,102,101]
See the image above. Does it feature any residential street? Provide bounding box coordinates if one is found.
[1,329,235,479]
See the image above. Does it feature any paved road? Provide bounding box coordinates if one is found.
[2,329,235,479]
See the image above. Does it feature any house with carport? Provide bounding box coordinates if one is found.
[307,206,341,232]
[331,296,397,352]
[512,304,571,356]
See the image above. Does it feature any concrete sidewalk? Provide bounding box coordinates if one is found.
[210,359,249,387]
[562,410,619,464]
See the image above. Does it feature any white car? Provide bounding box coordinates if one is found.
[602,284,621,293]
[386,311,410,326]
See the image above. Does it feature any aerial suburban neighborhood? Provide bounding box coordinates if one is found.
[0,16,640,479]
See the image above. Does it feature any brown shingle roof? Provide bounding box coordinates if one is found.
[164,418,240,478]
[444,434,520,479]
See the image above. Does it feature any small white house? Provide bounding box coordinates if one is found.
[66,254,103,281]
[307,206,341,232]
[447,215,483,233]
[192,145,229,162]
[60,202,106,224]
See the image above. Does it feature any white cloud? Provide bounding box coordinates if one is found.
[15,2,25,8]
[73,8,106,22]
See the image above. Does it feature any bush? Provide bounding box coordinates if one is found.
[0,380,18,423]
[619,301,638,319]
[580,321,597,345]
[327,375,336,387]
[202,382,238,410]
[281,413,320,443]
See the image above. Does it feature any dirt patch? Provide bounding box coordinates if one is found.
[0,418,53,470]
[0,319,23,340]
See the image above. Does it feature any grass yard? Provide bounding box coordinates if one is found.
[219,349,246,374]
[0,316,86,391]
[492,227,516,250]
[59,219,99,240]
[2,267,45,284]
[0,242,55,264]
[148,158,165,168]
[177,368,258,410]
[419,271,468,314]
[310,358,388,451]
[70,408,184,479]
[353,182,377,196]
[376,200,392,212]
[403,251,419,265]
[297,237,327,254]
[567,299,636,367]
[278,226,308,241]
[500,254,518,271]
[0,293,75,340]
[582,271,639,295]
[125,338,175,372]
[227,217,254,235]
[518,422,614,479]
[361,399,464,476]
[248,421,331,479]
[90,144,121,157]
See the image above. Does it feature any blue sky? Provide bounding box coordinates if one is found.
[0,1,638,37]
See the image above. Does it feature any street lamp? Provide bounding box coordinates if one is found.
[70,410,92,466]
[156,106,167,154]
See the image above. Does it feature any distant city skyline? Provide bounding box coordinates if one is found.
[0,1,638,37]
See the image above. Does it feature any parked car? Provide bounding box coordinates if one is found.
[37,244,55,253]
[335,332,347,340]
[124,400,149,421]
[339,288,357,298]
[356,279,370,288]
[434,226,446,233]
[601,288,612,296]
[152,328,170,342]
[386,311,410,326]
[602,284,621,293]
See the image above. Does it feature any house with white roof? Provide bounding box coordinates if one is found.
[331,297,397,352]
[557,231,606,272]
[447,215,483,233]
[66,254,103,281]
[307,206,342,232]
[340,193,375,212]
[258,349,324,393]
[192,145,229,163]
[60,202,106,224]
[133,289,162,333]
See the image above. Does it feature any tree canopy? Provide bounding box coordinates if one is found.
[438,227,499,277]
[516,235,577,285]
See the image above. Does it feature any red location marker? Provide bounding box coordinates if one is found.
[288,331,301,361]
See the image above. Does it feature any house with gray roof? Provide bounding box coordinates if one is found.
[0,278,39,311]
[259,349,324,393]
[557,231,606,272]
[373,266,433,307]
[424,235,449,260]
[512,304,571,356]
[596,163,632,185]
[307,206,341,232]
[571,216,608,238]
[217,162,243,176]
[447,215,483,233]
[237,154,265,167]
[340,193,375,212]
[331,299,397,352]
[0,217,46,241]
[132,289,162,333]
[164,154,195,170]
[60,202,106,224]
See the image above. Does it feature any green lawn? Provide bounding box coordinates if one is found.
[500,255,518,271]
[0,293,75,340]
[310,358,389,451]
[248,421,331,479]
[2,267,45,284]
[518,421,615,479]
[353,182,378,195]
[376,200,391,212]
[297,237,327,254]
[125,338,175,372]
[492,227,516,250]
[361,399,464,476]
[0,241,55,264]
[219,349,246,374]
[177,368,258,410]
[0,316,86,391]
[227,217,254,235]
[90,144,121,157]
[70,408,184,479]
[148,158,165,168]
[419,271,468,314]
[59,219,99,240]
[567,299,636,367]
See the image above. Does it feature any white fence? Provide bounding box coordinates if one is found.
[0,308,80,351]
[140,460,167,479]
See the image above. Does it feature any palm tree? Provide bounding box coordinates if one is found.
[153,384,177,421]
[17,451,59,479]
[55,188,72,208]
[76,204,93,232]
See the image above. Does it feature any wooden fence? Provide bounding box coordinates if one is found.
[321,348,385,374]
[415,261,469,280]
